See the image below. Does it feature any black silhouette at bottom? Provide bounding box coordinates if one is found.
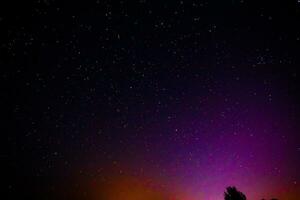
[224,186,278,200]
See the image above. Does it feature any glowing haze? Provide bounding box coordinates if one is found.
[60,70,300,200]
[8,1,300,200]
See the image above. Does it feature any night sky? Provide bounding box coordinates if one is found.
[3,1,300,200]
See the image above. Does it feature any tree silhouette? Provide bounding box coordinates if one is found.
[224,186,247,200]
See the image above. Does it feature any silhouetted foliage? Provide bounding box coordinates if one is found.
[224,186,247,200]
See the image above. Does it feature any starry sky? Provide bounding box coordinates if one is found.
[3,0,300,200]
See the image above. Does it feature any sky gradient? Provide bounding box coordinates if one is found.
[5,1,300,200]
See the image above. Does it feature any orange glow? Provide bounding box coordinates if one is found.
[88,174,195,200]
[90,175,169,200]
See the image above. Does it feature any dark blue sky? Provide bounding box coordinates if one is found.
[4,0,300,199]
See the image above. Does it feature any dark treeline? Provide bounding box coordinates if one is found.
[224,186,278,200]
